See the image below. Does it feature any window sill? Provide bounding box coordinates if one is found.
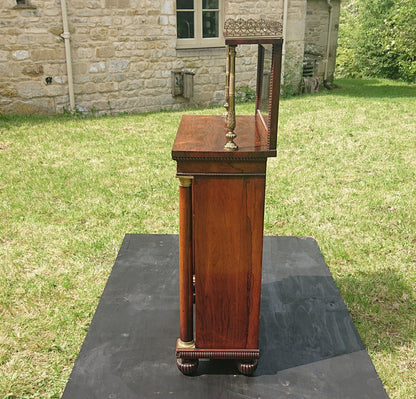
[13,4,37,9]
[176,37,225,50]
[176,46,226,58]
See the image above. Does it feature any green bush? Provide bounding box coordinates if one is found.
[235,85,256,103]
[336,0,416,82]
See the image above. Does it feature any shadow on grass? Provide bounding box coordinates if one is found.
[337,267,416,353]
[332,78,416,99]
[0,109,172,130]
[0,113,83,130]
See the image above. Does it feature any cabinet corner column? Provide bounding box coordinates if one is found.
[178,176,194,344]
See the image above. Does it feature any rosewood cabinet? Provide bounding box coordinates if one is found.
[172,20,283,375]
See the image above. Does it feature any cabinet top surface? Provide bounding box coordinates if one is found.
[171,115,276,161]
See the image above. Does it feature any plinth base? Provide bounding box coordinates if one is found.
[175,339,260,375]
[62,234,389,399]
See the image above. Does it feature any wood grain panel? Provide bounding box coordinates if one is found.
[193,176,265,349]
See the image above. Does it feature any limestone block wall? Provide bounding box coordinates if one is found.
[67,0,183,114]
[304,0,340,82]
[0,0,312,115]
[0,0,69,114]
[283,0,308,93]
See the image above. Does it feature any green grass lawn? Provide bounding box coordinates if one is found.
[1,78,415,398]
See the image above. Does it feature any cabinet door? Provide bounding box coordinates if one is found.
[193,176,265,349]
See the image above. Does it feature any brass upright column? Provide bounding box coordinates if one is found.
[224,44,238,151]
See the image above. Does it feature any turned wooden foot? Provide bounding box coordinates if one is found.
[237,359,258,376]
[176,358,199,375]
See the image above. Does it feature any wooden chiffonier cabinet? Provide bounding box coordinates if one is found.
[172,19,283,376]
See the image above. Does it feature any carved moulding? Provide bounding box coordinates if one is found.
[223,18,283,39]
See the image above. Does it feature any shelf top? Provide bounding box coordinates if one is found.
[172,115,276,161]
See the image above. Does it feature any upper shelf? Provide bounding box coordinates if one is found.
[172,19,284,161]
[171,115,276,161]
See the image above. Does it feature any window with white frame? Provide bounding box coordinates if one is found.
[176,0,224,48]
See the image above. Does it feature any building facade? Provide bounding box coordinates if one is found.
[0,0,340,115]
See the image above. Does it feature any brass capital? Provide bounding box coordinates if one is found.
[178,176,193,187]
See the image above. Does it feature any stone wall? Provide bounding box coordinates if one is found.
[1,0,68,114]
[0,0,332,115]
[304,0,340,83]
[68,0,184,114]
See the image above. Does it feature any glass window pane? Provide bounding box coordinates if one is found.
[177,11,194,38]
[203,0,218,9]
[202,11,219,38]
[177,0,193,10]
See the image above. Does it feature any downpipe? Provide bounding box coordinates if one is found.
[60,0,75,111]
[281,0,289,84]
[324,0,333,88]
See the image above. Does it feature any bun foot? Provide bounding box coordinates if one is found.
[237,359,258,376]
[176,358,199,375]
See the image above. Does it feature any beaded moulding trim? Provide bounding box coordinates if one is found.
[176,349,260,360]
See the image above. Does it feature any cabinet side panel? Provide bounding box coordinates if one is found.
[193,176,265,349]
